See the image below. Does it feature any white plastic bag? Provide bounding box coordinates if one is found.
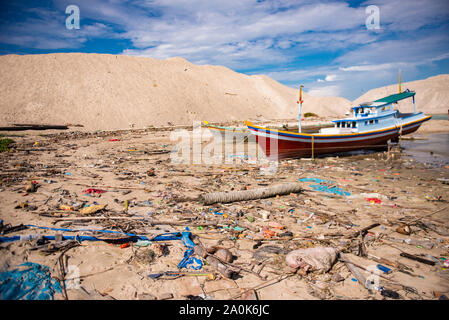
[285,247,339,273]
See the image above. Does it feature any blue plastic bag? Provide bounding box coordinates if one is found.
[0,262,61,300]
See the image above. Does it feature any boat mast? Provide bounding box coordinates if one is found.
[297,85,304,133]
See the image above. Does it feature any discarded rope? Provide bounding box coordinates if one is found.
[199,182,302,205]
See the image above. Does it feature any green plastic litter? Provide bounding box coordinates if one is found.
[135,240,152,247]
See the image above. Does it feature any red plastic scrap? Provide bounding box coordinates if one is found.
[366,197,382,204]
[109,139,120,142]
[83,188,107,194]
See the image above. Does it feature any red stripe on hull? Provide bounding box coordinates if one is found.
[255,131,399,160]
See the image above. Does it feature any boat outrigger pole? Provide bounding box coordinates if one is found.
[398,70,415,112]
[297,85,304,133]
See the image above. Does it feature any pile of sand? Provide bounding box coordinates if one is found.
[0,53,351,131]
[353,74,449,115]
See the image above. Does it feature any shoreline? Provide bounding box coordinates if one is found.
[412,120,449,134]
[1,119,447,136]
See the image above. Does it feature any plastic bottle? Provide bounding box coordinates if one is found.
[19,234,41,241]
[404,238,434,249]
[377,264,391,274]
[425,254,445,267]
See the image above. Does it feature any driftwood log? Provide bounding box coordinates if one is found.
[199,182,303,205]
[0,124,69,131]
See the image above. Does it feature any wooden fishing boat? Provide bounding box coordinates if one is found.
[203,121,250,141]
[245,90,431,160]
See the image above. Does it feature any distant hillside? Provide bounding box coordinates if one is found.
[0,53,351,130]
[353,74,449,114]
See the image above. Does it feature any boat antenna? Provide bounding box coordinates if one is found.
[297,85,304,133]
[399,69,401,94]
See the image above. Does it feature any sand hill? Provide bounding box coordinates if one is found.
[353,74,449,115]
[0,53,351,131]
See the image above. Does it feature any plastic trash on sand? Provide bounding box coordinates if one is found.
[366,197,382,204]
[0,262,61,300]
[298,178,350,196]
[285,247,339,274]
[79,204,106,215]
[83,188,107,194]
[59,205,74,211]
[178,249,203,270]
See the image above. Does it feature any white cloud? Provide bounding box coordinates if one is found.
[335,31,449,66]
[325,74,338,81]
[123,38,289,69]
[1,0,448,100]
[116,0,449,79]
[112,0,369,68]
[339,63,399,72]
[308,85,342,97]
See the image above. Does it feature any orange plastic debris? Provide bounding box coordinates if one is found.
[263,227,276,239]
[60,205,74,211]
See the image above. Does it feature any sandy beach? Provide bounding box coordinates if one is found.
[1,0,449,306]
[1,120,448,300]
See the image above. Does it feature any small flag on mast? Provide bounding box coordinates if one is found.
[297,85,304,104]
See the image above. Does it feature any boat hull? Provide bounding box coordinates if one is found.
[245,116,431,160]
[205,125,250,142]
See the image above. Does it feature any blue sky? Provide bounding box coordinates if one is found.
[0,0,448,100]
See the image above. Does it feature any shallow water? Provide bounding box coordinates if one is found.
[430,113,449,121]
[401,133,449,167]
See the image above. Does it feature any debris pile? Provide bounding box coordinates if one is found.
[0,126,448,300]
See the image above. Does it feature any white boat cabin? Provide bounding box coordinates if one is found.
[319,90,424,135]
